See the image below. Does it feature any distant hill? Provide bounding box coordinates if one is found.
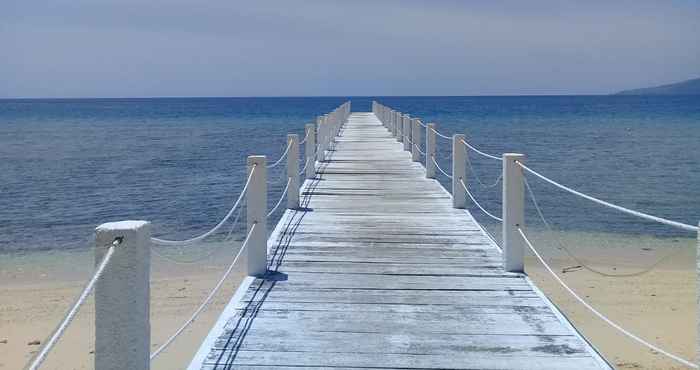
[615,77,700,95]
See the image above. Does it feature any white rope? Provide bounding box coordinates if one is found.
[466,155,503,188]
[431,156,453,179]
[267,178,290,218]
[460,138,502,161]
[150,223,257,361]
[299,157,311,176]
[150,206,244,265]
[517,227,698,369]
[416,120,427,128]
[299,129,310,145]
[522,177,680,277]
[266,140,292,169]
[150,166,256,246]
[27,242,117,370]
[459,179,503,222]
[516,161,699,232]
[414,144,426,156]
[428,125,451,140]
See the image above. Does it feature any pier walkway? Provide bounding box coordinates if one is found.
[189,112,610,369]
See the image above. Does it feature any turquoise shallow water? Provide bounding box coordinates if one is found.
[0,96,698,253]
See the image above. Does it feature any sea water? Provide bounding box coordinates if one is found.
[0,96,698,257]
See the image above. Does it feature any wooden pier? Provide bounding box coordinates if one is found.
[189,112,611,369]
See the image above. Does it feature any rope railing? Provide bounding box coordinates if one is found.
[465,154,503,188]
[26,238,121,370]
[372,100,699,368]
[517,226,697,369]
[267,178,291,218]
[23,101,352,370]
[523,176,679,278]
[429,125,451,140]
[150,165,256,246]
[150,223,257,361]
[516,161,699,233]
[266,139,292,168]
[431,156,453,179]
[458,178,502,222]
[299,157,311,176]
[460,138,502,162]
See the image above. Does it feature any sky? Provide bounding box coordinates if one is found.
[1,0,699,98]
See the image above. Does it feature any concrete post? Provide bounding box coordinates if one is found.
[396,112,403,142]
[452,134,467,208]
[502,153,526,273]
[305,123,315,179]
[426,123,436,178]
[94,220,150,370]
[287,134,299,209]
[403,115,411,151]
[316,116,325,162]
[391,111,397,137]
[247,156,267,277]
[412,119,422,162]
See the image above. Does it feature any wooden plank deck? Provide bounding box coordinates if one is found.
[190,112,610,369]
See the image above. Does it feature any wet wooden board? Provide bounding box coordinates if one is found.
[192,112,610,369]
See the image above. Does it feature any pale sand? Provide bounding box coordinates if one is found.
[526,246,696,370]
[0,247,245,370]
[1,240,696,369]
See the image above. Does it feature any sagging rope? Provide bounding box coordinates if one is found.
[266,139,292,169]
[150,223,257,361]
[516,161,698,233]
[465,153,502,188]
[299,157,311,176]
[150,207,244,265]
[429,125,451,140]
[517,226,697,369]
[459,178,502,222]
[267,178,290,218]
[460,138,502,162]
[415,144,426,156]
[522,177,680,277]
[299,129,310,145]
[431,156,453,179]
[26,238,120,370]
[150,165,255,246]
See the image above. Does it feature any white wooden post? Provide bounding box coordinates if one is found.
[403,115,411,151]
[316,116,325,162]
[411,119,422,162]
[305,123,315,179]
[287,134,299,209]
[452,134,466,208]
[392,111,397,137]
[426,123,436,178]
[396,112,403,142]
[94,220,150,370]
[247,155,267,277]
[502,153,525,273]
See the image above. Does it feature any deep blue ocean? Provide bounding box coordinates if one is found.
[0,96,698,253]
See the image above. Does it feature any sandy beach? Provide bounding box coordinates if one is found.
[1,236,696,370]
[0,246,246,370]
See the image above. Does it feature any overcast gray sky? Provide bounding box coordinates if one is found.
[1,0,699,98]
